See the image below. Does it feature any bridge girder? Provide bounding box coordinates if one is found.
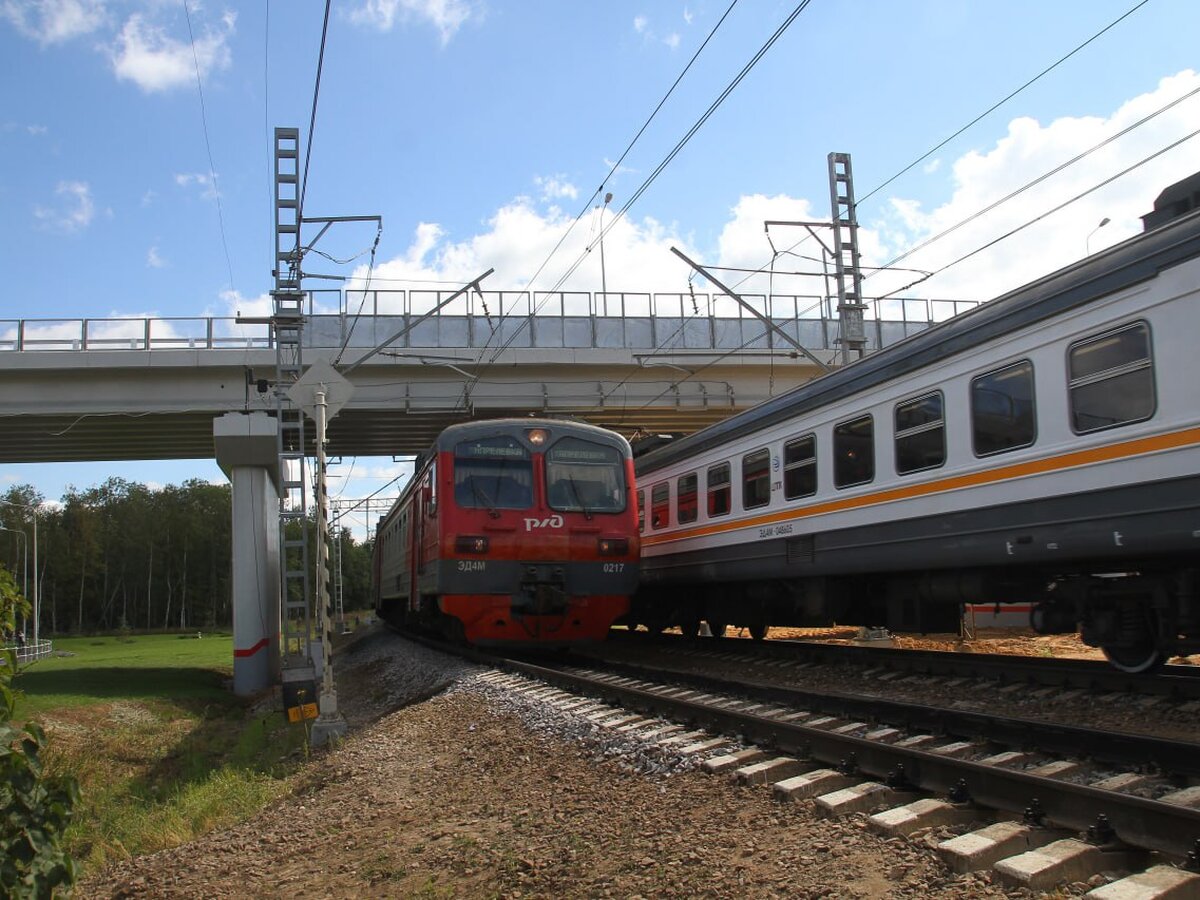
[0,347,829,462]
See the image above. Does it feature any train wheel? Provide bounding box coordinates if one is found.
[707,621,727,638]
[1102,641,1166,674]
[749,622,770,642]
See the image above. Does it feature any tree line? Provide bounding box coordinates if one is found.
[1,479,376,636]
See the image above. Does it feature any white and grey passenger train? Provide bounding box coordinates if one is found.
[632,173,1200,672]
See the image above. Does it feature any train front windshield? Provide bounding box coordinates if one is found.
[545,437,626,514]
[454,436,534,509]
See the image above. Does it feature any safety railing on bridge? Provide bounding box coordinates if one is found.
[0,290,977,355]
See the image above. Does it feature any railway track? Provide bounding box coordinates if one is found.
[606,629,1200,700]
[397,628,1200,894]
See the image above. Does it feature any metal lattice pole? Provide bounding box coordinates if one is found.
[828,152,867,365]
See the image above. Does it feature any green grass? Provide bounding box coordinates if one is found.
[9,632,306,874]
[14,633,234,717]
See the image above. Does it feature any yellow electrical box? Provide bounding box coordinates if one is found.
[287,702,319,723]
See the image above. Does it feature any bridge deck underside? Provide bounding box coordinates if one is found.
[1,346,826,462]
[0,405,757,462]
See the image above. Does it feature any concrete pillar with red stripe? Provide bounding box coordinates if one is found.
[214,413,282,696]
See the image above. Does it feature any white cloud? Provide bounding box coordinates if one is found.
[1,0,107,45]
[631,14,679,51]
[533,174,578,202]
[32,180,94,232]
[350,196,702,309]
[683,7,693,25]
[2,121,48,135]
[602,157,638,179]
[146,246,166,268]
[174,172,219,200]
[141,188,156,206]
[350,0,477,45]
[109,11,233,93]
[862,69,1200,303]
[337,70,1200,327]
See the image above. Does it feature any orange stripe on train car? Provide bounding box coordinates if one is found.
[642,426,1200,547]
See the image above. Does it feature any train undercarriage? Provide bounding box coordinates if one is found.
[629,564,1200,673]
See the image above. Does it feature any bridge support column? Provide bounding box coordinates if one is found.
[213,413,282,696]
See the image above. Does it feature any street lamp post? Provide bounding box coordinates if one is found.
[599,192,613,304]
[1087,217,1111,255]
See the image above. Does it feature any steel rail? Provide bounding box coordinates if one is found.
[496,654,1200,859]
[387,625,1200,858]
[609,630,1200,698]
[571,657,1200,777]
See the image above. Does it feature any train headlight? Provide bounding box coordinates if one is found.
[526,428,548,446]
[455,535,490,554]
[598,538,629,556]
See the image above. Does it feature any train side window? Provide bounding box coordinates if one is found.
[707,462,731,518]
[783,434,816,499]
[650,482,670,529]
[834,415,874,488]
[636,489,645,533]
[677,472,698,524]
[1068,322,1155,433]
[972,360,1036,456]
[895,391,946,475]
[742,448,771,509]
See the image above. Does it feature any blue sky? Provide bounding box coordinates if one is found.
[3,0,1199,537]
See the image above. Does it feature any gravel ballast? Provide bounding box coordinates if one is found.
[79,626,1066,898]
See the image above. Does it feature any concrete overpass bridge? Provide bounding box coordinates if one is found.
[0,289,973,463]
[1,288,975,701]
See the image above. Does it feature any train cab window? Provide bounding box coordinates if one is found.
[783,435,816,499]
[834,415,874,488]
[453,435,534,509]
[636,490,645,533]
[895,392,946,474]
[650,482,670,529]
[972,361,1036,456]
[677,472,699,524]
[707,463,731,518]
[742,448,771,509]
[1068,323,1155,433]
[546,437,627,513]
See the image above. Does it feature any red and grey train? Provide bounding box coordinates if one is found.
[373,418,640,645]
[630,174,1200,672]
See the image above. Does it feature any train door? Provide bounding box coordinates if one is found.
[415,459,439,598]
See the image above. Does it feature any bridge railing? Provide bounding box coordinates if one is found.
[0,291,977,354]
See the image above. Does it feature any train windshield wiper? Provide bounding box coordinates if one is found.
[471,479,501,518]
[567,475,593,521]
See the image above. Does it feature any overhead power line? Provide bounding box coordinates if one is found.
[868,82,1200,283]
[856,0,1153,209]
[463,0,742,369]
[480,0,816,369]
[182,0,236,295]
[874,126,1200,302]
[299,0,332,221]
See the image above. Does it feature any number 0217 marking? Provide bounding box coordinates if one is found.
[603,562,625,573]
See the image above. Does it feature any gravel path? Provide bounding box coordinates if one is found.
[80,626,1059,898]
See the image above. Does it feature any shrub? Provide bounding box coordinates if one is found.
[0,565,80,897]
